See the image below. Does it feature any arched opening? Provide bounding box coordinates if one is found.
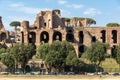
[101,30,106,43]
[44,23,46,27]
[66,30,74,42]
[92,36,96,42]
[21,32,24,43]
[28,32,36,44]
[53,31,62,41]
[66,34,74,42]
[0,33,6,41]
[79,45,84,57]
[79,31,84,43]
[112,30,117,43]
[111,45,116,58]
[40,31,49,43]
[25,65,31,73]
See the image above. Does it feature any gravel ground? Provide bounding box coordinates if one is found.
[1,78,120,80]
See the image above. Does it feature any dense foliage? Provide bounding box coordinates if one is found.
[9,21,20,28]
[114,45,120,71]
[84,42,109,71]
[64,17,96,27]
[106,23,120,27]
[0,43,35,73]
[37,41,81,72]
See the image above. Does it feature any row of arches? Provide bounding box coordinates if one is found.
[25,31,85,44]
[27,31,62,44]
[92,30,117,43]
[102,30,117,43]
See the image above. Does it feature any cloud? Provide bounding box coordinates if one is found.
[58,0,67,5]
[7,16,36,25]
[9,3,50,14]
[9,3,24,7]
[61,9,71,17]
[83,8,101,16]
[66,4,84,9]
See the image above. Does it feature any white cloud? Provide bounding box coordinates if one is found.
[84,8,101,16]
[66,4,84,9]
[61,9,71,17]
[9,3,24,7]
[9,3,50,14]
[58,0,67,5]
[7,16,36,25]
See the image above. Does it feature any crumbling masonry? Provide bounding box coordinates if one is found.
[0,9,120,57]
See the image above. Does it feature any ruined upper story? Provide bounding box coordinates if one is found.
[0,16,14,44]
[0,16,6,32]
[21,9,88,31]
[20,9,120,47]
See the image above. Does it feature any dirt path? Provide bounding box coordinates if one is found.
[0,78,119,80]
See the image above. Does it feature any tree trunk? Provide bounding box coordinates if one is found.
[119,64,120,72]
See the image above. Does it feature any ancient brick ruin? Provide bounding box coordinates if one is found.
[0,9,120,57]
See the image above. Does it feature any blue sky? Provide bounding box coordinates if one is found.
[0,0,120,31]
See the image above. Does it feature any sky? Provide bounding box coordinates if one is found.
[0,0,120,31]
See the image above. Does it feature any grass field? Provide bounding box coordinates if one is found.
[0,75,120,80]
[80,58,120,72]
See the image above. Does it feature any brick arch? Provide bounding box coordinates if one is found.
[28,32,36,43]
[92,36,96,42]
[0,32,6,41]
[101,30,106,43]
[40,31,49,43]
[53,31,62,41]
[112,30,117,43]
[111,45,116,58]
[66,29,74,42]
[79,31,84,43]
[79,45,85,57]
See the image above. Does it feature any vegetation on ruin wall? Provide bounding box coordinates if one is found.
[106,23,120,27]
[9,21,20,28]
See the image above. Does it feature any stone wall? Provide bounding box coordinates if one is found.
[20,9,120,57]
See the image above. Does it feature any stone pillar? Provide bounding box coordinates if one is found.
[73,43,79,57]
[49,29,53,44]
[62,30,67,41]
[106,28,111,44]
[74,30,79,43]
[21,21,29,44]
[36,31,40,46]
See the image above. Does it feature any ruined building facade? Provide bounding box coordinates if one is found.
[1,10,119,57]
[20,9,120,57]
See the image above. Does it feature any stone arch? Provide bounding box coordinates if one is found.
[28,32,36,43]
[112,30,117,43]
[0,32,6,41]
[92,36,96,42]
[40,31,49,43]
[111,45,116,58]
[79,31,84,43]
[101,30,106,43]
[21,32,24,43]
[53,31,62,41]
[66,30,74,42]
[79,45,85,57]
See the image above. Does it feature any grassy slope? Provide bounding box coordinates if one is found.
[80,58,119,72]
